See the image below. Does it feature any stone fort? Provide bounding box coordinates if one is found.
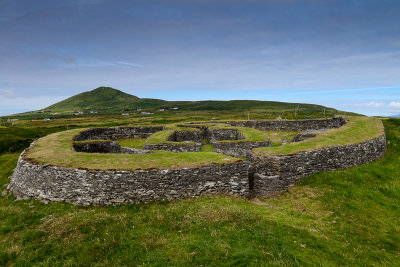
[8,117,386,205]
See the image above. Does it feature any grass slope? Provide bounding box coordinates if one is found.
[0,119,399,265]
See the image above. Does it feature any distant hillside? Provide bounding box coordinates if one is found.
[46,87,143,111]
[390,114,400,118]
[4,86,360,119]
[43,86,339,113]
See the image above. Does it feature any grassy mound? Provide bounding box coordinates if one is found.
[24,129,240,171]
[253,116,384,156]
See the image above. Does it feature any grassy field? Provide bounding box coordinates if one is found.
[0,116,398,265]
[254,116,384,156]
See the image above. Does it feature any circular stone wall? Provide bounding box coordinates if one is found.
[8,117,387,205]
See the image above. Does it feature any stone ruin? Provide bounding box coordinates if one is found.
[8,117,387,205]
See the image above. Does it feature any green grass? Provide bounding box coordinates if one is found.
[144,126,201,145]
[145,131,174,144]
[0,126,76,154]
[201,144,213,152]
[254,116,384,156]
[206,124,299,143]
[25,129,240,171]
[116,138,147,149]
[0,118,399,265]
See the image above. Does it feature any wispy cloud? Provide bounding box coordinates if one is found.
[116,61,143,68]
[0,89,16,98]
[62,60,142,69]
[355,102,384,108]
[389,101,400,109]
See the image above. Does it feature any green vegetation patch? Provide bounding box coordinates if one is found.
[145,126,201,145]
[253,116,384,156]
[24,129,240,171]
[201,144,213,152]
[212,126,299,143]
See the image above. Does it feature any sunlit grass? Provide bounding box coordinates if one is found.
[116,138,147,149]
[25,129,240,171]
[254,116,384,156]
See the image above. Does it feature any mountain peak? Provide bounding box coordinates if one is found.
[91,86,122,93]
[46,87,140,111]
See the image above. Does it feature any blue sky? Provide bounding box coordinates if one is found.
[1,0,400,116]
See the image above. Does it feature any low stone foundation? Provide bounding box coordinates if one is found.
[73,141,150,154]
[73,141,122,153]
[167,130,203,142]
[209,129,244,142]
[143,143,201,152]
[213,140,272,157]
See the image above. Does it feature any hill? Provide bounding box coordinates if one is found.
[44,86,339,113]
[46,87,142,111]
[4,86,361,120]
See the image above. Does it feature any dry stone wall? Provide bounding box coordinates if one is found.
[209,129,244,142]
[143,143,201,152]
[213,140,272,157]
[74,126,164,141]
[248,133,386,196]
[8,117,387,205]
[73,141,149,154]
[227,117,347,131]
[8,156,248,205]
[167,130,203,142]
[73,141,122,153]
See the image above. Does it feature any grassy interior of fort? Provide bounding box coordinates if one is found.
[23,121,300,170]
[22,116,382,171]
[25,129,241,171]
[254,116,384,156]
[0,111,398,265]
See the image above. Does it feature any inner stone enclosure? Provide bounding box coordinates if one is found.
[73,124,273,157]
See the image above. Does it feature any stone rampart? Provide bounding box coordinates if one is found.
[248,133,386,196]
[227,117,347,131]
[7,117,387,205]
[8,156,248,205]
[74,126,164,141]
